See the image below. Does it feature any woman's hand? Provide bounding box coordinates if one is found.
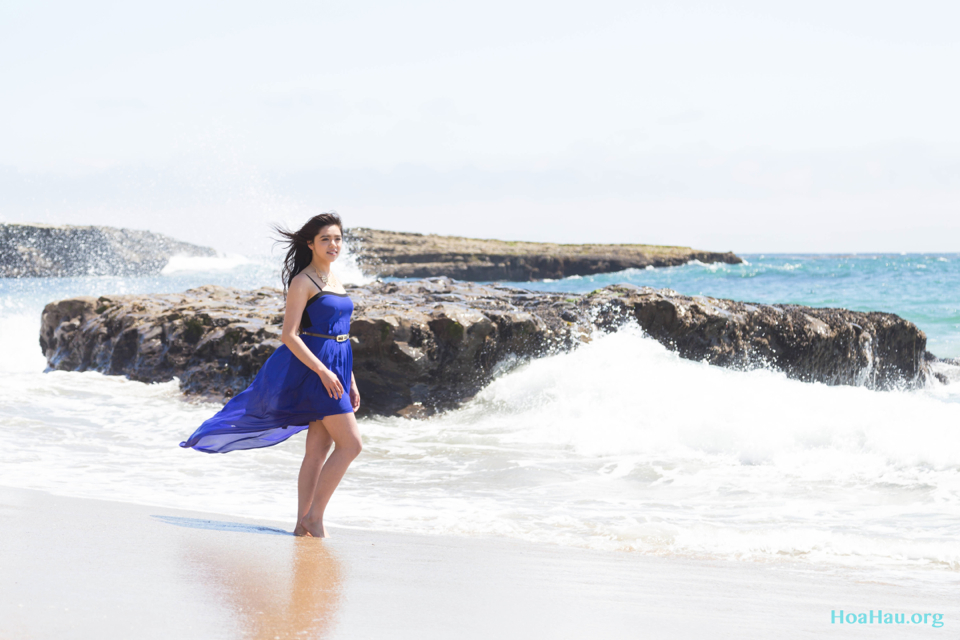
[349,383,361,411]
[316,366,344,399]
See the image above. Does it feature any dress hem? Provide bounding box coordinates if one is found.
[179,409,355,454]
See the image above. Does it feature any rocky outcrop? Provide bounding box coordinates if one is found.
[39,281,582,417]
[40,279,934,417]
[0,223,216,277]
[584,286,931,390]
[346,227,742,281]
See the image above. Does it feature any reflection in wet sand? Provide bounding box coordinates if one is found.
[184,536,343,639]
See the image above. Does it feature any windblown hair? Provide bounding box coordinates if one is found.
[274,213,343,294]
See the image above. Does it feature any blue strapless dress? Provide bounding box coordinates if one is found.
[180,291,354,453]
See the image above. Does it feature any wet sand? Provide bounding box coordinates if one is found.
[1,485,956,639]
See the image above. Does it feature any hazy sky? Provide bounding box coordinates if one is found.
[1,0,959,254]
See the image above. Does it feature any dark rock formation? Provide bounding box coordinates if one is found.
[40,279,934,417]
[39,281,582,417]
[1,223,216,277]
[346,227,742,281]
[584,286,930,391]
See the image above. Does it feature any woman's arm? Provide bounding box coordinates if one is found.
[280,276,344,399]
[350,371,360,411]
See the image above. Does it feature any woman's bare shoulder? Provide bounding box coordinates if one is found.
[286,272,319,302]
[291,271,321,290]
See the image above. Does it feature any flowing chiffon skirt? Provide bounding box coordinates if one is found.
[180,291,354,454]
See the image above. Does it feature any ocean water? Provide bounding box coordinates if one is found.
[1,253,959,587]
[507,253,960,360]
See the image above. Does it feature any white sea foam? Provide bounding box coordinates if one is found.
[2,254,959,586]
[159,245,371,284]
[686,259,739,272]
[161,253,251,274]
[0,314,48,372]
[334,240,374,285]
[1,320,959,584]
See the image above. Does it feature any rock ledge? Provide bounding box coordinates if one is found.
[40,279,935,417]
[346,228,742,281]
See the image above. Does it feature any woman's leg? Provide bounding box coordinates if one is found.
[299,412,362,538]
[294,420,333,535]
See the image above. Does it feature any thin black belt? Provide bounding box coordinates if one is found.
[301,331,350,342]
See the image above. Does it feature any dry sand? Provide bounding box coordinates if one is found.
[1,485,955,639]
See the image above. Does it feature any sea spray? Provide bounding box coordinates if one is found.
[161,253,252,274]
[2,323,959,581]
[514,253,960,359]
[353,326,960,566]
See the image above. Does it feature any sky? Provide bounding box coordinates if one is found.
[1,0,959,255]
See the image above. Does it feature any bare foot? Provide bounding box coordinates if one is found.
[293,521,314,537]
[299,515,329,538]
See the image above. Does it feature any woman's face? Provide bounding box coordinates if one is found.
[308,225,343,263]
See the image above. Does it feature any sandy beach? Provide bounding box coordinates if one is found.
[1,485,954,639]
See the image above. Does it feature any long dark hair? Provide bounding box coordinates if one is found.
[274,213,343,294]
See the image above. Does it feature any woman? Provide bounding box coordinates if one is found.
[180,213,362,538]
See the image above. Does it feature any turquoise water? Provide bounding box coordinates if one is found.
[4,253,956,360]
[502,254,960,359]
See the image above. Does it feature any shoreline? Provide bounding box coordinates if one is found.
[2,485,957,639]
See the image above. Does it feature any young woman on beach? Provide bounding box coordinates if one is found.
[180,213,361,538]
